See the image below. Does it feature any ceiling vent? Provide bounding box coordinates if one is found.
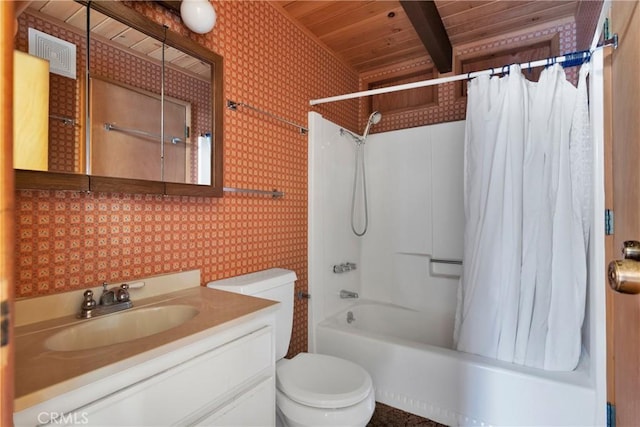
[28,28,77,79]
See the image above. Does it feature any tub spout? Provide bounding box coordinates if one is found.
[340,289,359,299]
[347,311,355,323]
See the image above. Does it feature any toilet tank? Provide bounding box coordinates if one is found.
[206,268,296,360]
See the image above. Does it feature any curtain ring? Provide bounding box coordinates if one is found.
[467,71,472,81]
[502,64,509,76]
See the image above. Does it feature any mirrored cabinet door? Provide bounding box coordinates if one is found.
[14,0,223,196]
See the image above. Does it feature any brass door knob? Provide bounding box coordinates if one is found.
[608,240,640,294]
[608,259,640,294]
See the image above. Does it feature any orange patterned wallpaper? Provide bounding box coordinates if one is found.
[575,0,603,51]
[14,2,582,357]
[15,0,359,357]
[360,18,578,134]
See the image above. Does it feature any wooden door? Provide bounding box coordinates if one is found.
[90,78,188,182]
[608,1,640,424]
[0,2,15,425]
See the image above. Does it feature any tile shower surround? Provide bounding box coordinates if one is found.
[15,1,579,357]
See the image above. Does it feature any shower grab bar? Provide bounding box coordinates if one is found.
[104,123,183,145]
[226,100,308,135]
[430,258,462,265]
[223,187,284,198]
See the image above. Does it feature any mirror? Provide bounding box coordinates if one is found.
[14,0,223,196]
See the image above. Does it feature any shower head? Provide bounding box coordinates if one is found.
[339,111,382,145]
[362,111,382,140]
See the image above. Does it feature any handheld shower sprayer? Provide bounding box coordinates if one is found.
[362,111,382,141]
[339,111,382,145]
[339,111,382,236]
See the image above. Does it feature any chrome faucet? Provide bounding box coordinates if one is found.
[340,289,359,299]
[79,282,133,319]
[99,282,130,305]
[347,310,355,324]
[333,262,357,274]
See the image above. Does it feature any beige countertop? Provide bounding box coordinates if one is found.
[14,287,278,411]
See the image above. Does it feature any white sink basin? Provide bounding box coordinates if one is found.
[45,305,199,351]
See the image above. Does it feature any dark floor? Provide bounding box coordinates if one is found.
[367,403,447,427]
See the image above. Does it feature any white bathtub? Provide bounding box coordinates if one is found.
[315,301,597,426]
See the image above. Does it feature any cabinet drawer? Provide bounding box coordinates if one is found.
[66,326,273,426]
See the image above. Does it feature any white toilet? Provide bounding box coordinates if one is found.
[207,268,375,427]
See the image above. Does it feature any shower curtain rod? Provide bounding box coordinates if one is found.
[309,38,618,107]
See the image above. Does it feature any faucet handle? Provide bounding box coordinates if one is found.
[116,284,130,302]
[339,289,359,299]
[81,289,97,310]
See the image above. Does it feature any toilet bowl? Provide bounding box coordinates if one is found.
[207,268,375,427]
[275,353,375,427]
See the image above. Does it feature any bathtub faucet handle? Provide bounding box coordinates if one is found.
[340,289,359,299]
[333,262,357,273]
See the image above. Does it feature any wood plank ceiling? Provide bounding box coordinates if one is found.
[28,1,583,78]
[273,1,580,74]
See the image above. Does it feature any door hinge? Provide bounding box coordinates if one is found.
[607,402,616,427]
[605,209,614,235]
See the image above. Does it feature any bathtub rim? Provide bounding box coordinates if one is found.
[319,299,595,390]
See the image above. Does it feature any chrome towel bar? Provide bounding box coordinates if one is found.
[104,123,183,144]
[50,114,76,126]
[223,187,284,198]
[226,100,308,135]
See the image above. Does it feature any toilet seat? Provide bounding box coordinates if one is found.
[276,387,376,427]
[276,353,373,409]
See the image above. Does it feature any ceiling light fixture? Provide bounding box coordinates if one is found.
[180,0,216,34]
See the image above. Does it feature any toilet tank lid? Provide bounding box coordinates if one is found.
[206,268,297,295]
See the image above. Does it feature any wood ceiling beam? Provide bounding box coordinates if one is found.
[400,0,452,73]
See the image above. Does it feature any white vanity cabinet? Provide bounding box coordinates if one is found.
[14,315,276,426]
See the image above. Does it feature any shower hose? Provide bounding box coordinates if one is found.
[351,142,368,236]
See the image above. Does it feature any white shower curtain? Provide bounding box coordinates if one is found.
[454,63,591,371]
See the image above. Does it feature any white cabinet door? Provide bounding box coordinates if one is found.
[65,327,273,426]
